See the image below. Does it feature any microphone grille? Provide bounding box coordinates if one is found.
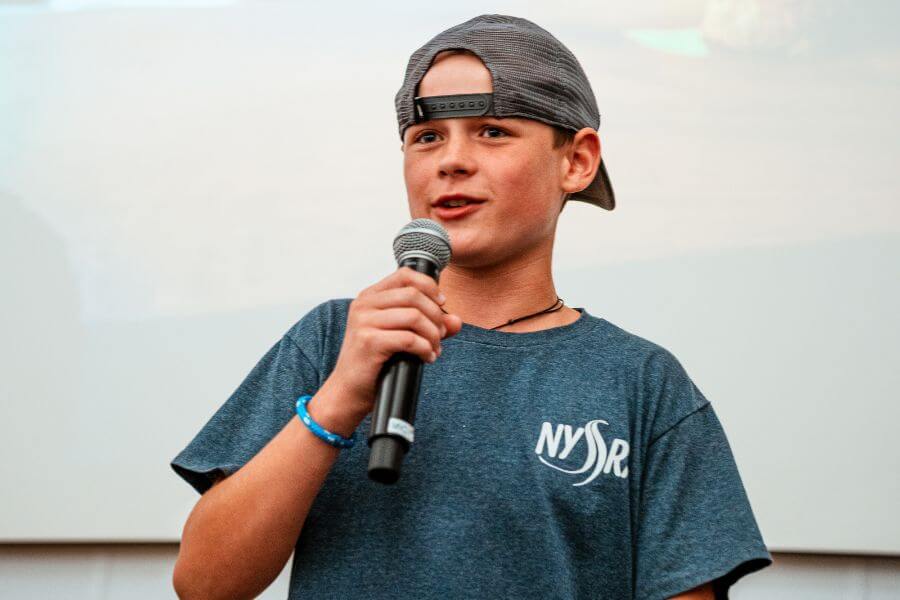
[393,218,452,270]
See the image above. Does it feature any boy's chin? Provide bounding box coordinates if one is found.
[445,242,507,269]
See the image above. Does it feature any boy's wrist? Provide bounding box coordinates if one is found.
[305,381,369,439]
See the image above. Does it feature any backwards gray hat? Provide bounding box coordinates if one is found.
[394,14,615,211]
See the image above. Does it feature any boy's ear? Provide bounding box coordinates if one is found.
[561,127,601,196]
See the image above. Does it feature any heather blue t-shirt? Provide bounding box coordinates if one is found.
[171,298,772,599]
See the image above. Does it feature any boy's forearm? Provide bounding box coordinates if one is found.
[173,379,367,600]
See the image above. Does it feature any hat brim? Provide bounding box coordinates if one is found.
[569,159,615,210]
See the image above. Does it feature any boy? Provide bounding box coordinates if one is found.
[171,14,772,599]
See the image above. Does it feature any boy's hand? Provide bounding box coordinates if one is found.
[326,266,463,417]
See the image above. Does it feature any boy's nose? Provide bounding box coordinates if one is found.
[438,136,477,178]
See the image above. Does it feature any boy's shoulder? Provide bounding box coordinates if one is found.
[587,315,710,425]
[284,297,353,339]
[586,313,688,377]
[279,297,354,367]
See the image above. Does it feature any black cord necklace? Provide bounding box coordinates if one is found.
[439,296,565,330]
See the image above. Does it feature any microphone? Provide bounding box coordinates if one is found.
[367,218,452,484]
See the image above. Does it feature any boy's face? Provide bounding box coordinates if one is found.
[401,51,571,268]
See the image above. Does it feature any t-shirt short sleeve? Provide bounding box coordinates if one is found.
[169,322,322,496]
[635,352,773,599]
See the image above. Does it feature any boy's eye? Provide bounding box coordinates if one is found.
[415,131,438,144]
[482,126,507,138]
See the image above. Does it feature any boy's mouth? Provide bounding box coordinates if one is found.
[432,193,487,208]
[433,200,485,220]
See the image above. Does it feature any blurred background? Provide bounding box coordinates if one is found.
[1,0,898,597]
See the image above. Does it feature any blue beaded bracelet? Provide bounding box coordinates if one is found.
[295,394,357,449]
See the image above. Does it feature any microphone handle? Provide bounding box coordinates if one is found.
[366,256,441,484]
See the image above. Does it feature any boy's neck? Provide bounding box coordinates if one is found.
[436,246,578,333]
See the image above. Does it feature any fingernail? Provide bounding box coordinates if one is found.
[437,293,446,304]
[429,351,437,363]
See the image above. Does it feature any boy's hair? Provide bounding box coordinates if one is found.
[428,48,576,211]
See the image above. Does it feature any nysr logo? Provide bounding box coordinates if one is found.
[534,420,630,486]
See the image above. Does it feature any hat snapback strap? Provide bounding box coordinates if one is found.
[414,93,494,122]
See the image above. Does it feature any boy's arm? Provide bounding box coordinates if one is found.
[172,377,367,600]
